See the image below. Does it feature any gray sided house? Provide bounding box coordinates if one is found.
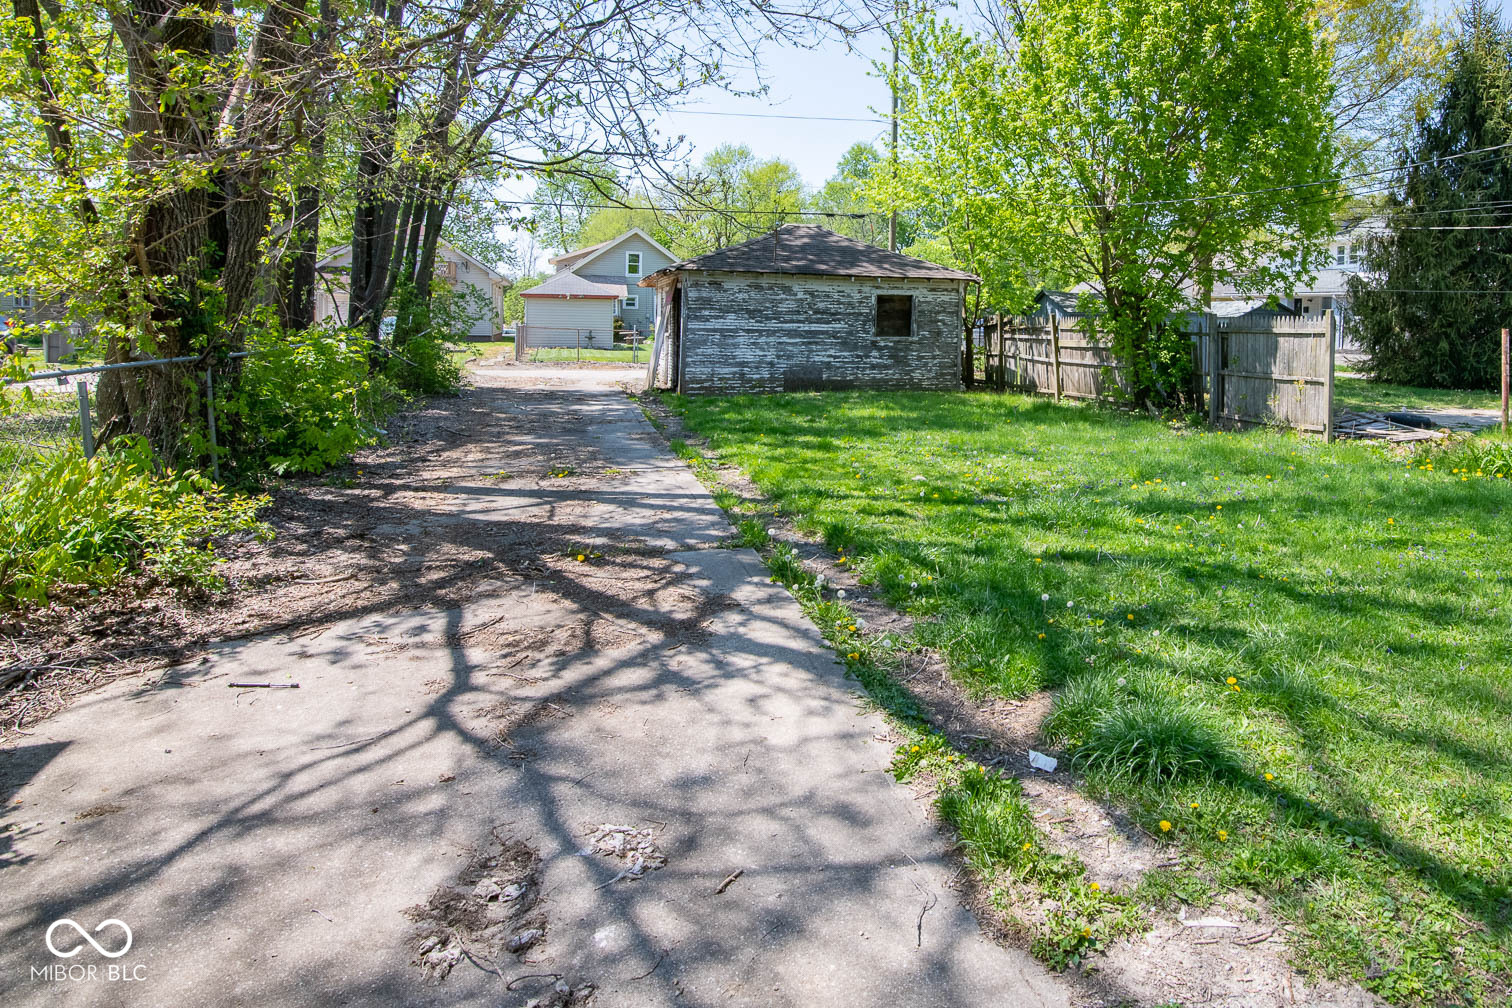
[640,224,977,394]
[522,228,676,348]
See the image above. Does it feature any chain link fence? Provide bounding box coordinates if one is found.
[0,373,96,491]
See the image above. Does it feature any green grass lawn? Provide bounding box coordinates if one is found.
[1334,373,1503,415]
[669,389,1511,1006]
[524,344,645,363]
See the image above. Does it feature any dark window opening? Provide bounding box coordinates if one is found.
[876,294,913,340]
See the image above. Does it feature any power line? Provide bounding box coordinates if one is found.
[666,109,885,124]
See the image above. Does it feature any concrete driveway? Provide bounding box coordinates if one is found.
[0,365,1066,1008]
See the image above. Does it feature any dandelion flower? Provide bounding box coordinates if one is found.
[1080,926,1092,938]
[1041,593,1051,602]
[1066,600,1075,608]
[1022,842,1032,851]
[1089,882,1100,892]
[1264,772,1274,781]
[1225,676,1237,685]
[1159,820,1172,832]
[575,554,586,562]
[1217,830,1228,841]
[1189,802,1199,809]
[1038,633,1046,639]
[1127,614,1135,620]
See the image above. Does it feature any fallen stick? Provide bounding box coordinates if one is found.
[228,682,300,689]
[712,869,744,895]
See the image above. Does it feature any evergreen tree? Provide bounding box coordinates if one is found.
[1348,1,1512,388]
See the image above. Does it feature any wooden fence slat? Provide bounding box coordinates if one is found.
[989,310,1331,436]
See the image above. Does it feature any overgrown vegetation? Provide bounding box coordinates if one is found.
[221,326,405,476]
[0,440,266,605]
[670,388,1512,1006]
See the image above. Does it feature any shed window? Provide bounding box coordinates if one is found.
[625,252,642,276]
[623,294,639,310]
[876,294,913,340]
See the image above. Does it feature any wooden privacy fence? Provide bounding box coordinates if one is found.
[979,310,1337,439]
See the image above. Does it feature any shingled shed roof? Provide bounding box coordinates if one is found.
[520,271,627,299]
[640,224,979,285]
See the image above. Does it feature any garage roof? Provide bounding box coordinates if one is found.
[641,224,979,284]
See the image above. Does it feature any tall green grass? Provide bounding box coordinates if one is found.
[672,389,1512,1006]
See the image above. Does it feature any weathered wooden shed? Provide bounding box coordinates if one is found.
[640,224,977,394]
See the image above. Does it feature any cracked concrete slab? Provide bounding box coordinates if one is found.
[0,368,1067,1008]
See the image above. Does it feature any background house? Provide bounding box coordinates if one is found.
[314,242,508,340]
[521,228,675,349]
[1211,217,1382,350]
[641,223,976,394]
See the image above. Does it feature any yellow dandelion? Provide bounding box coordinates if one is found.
[1159,820,1172,832]
[1264,772,1274,781]
[1088,882,1100,892]
[1022,841,1032,851]
[1217,830,1229,841]
[1038,633,1046,639]
[575,554,586,562]
[1189,802,1199,809]
[1225,676,1237,685]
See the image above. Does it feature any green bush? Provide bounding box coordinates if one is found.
[384,281,465,396]
[225,325,402,475]
[0,440,266,604]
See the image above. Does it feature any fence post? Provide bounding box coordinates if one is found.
[1049,314,1063,402]
[1206,314,1221,428]
[993,314,1004,390]
[1501,327,1508,436]
[1324,309,1336,443]
[205,364,221,482]
[77,380,94,459]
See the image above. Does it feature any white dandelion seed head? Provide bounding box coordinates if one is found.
[766,527,778,536]
[837,589,847,598]
[1151,630,1160,637]
[1116,677,1127,686]
[1066,600,1075,608]
[1041,593,1050,601]
[912,475,926,481]
[910,581,918,589]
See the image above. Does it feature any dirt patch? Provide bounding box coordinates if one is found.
[403,830,595,1005]
[638,391,1383,1008]
[0,372,710,747]
[74,802,125,821]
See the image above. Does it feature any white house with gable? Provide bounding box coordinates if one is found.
[314,241,508,339]
[521,228,675,349]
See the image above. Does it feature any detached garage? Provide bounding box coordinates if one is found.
[640,224,977,394]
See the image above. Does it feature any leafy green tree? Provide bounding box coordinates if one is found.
[884,0,1338,405]
[1347,1,1512,389]
[808,142,899,246]
[501,273,549,324]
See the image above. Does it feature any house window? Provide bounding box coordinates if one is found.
[625,252,642,277]
[623,295,639,311]
[1335,245,1346,266]
[876,294,913,341]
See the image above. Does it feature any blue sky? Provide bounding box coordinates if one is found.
[650,34,894,188]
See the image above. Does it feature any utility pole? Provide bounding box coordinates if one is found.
[889,12,899,253]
